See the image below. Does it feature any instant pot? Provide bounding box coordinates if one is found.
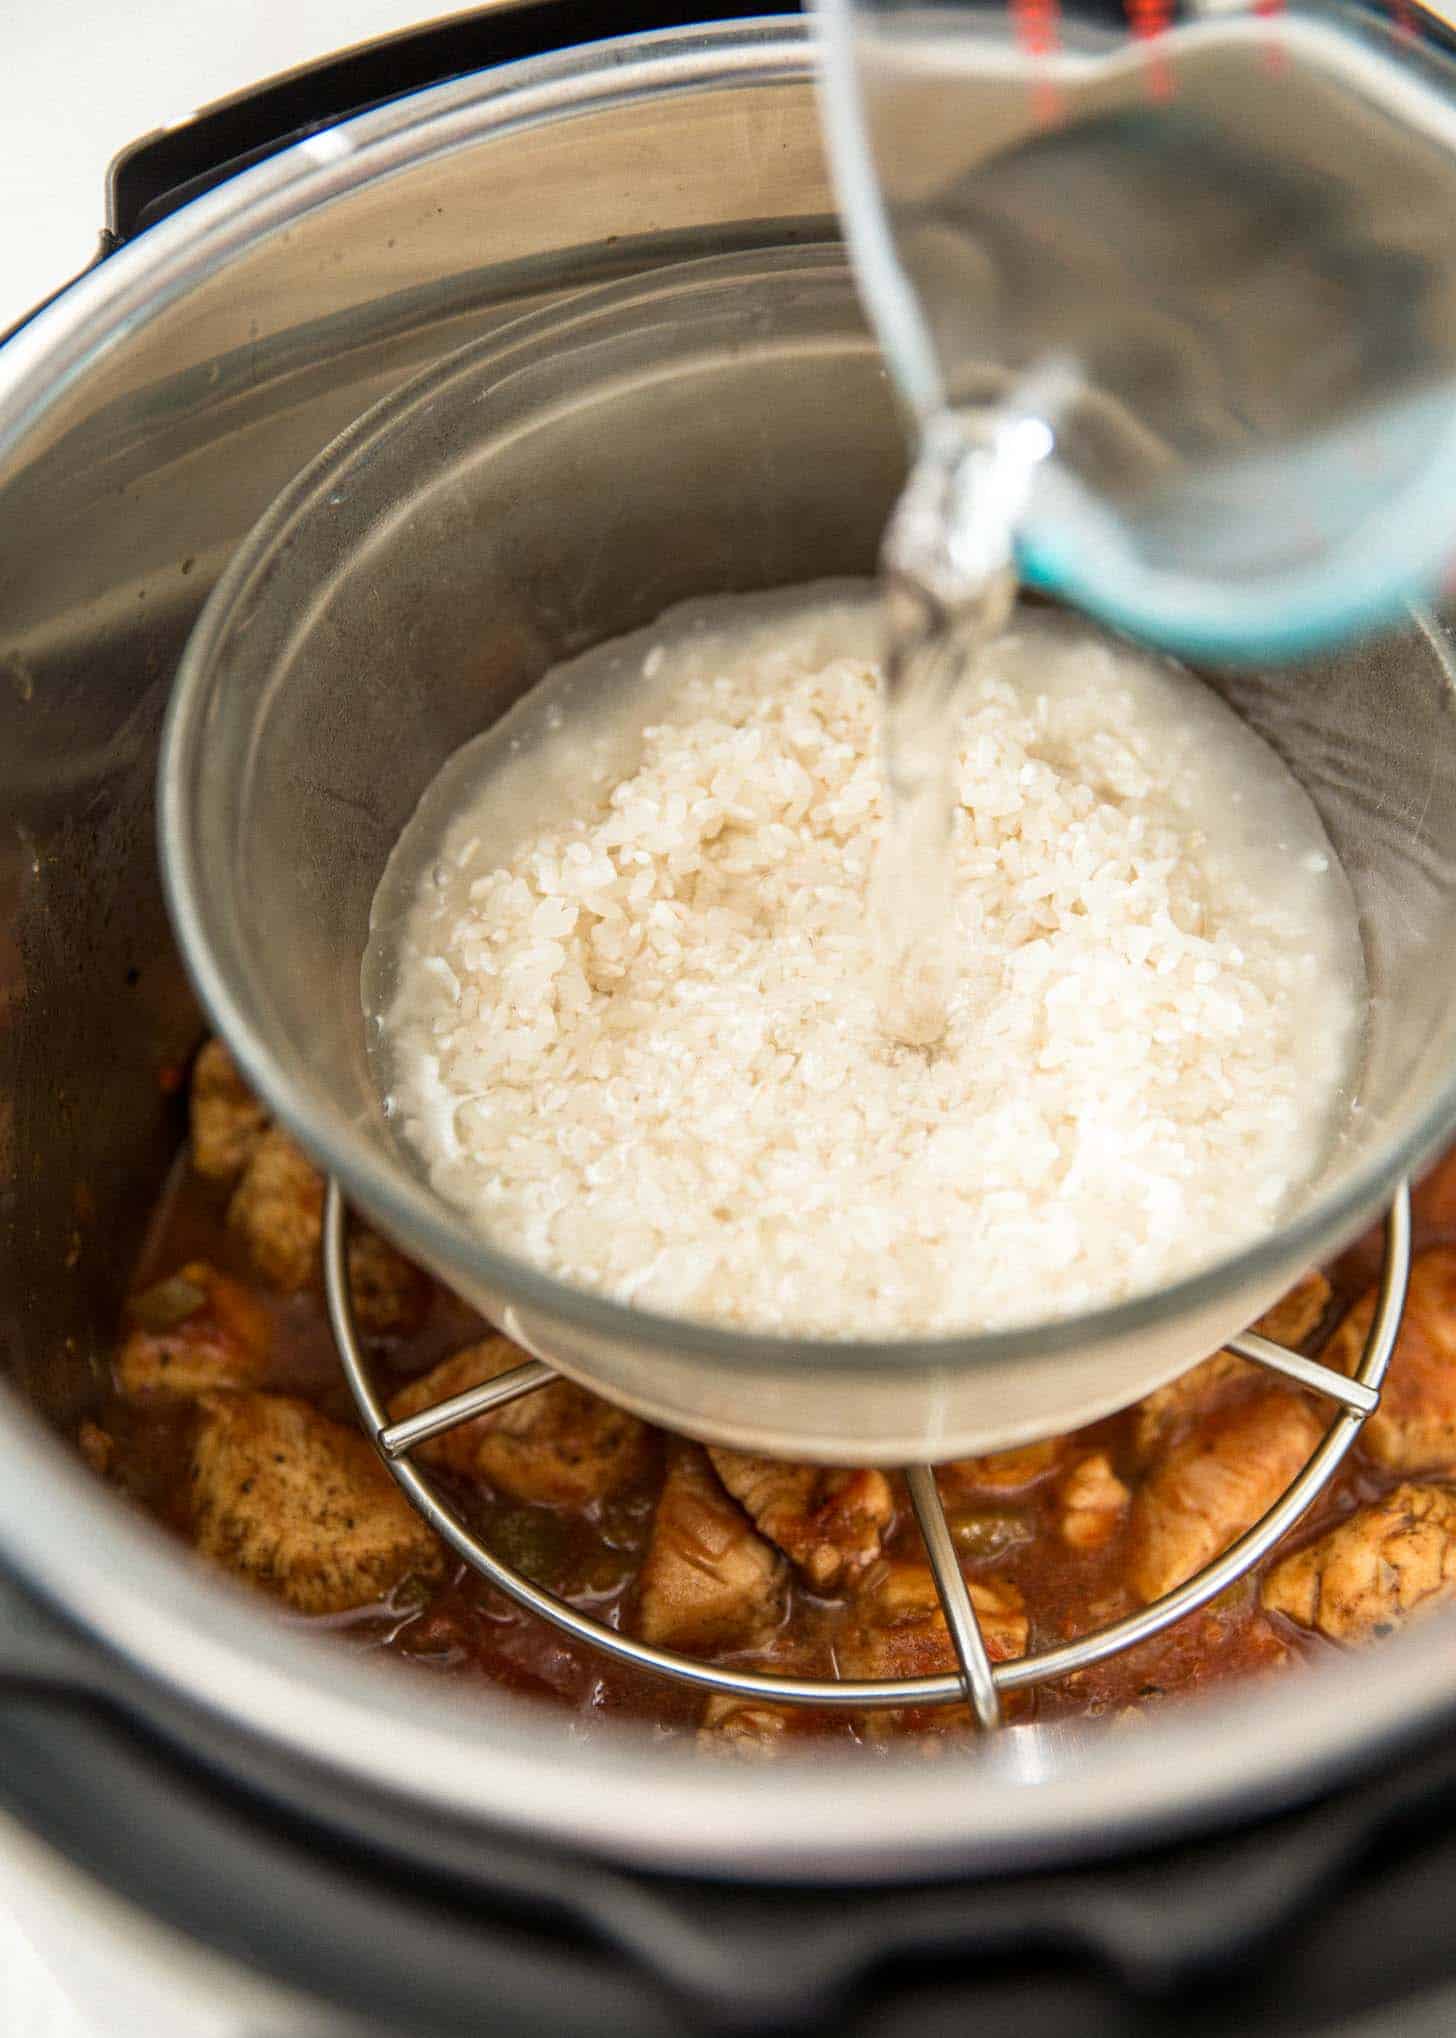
[8,6,1456,2031]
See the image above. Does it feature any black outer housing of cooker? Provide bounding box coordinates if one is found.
[5,1560,1456,2036]
[8,4,1456,2032]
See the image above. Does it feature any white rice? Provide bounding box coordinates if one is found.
[369,586,1364,1337]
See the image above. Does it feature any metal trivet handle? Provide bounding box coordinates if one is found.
[326,1183,1410,1731]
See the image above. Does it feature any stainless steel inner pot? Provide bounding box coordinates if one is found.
[6,16,1456,1885]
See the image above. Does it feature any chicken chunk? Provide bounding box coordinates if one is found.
[77,1420,115,1478]
[228,1128,323,1291]
[1326,1249,1456,1475]
[634,1446,786,1652]
[228,1127,430,1333]
[190,1039,269,1183]
[840,1559,1028,1683]
[1256,1270,1334,1351]
[116,1262,271,1399]
[189,1392,443,1613]
[388,1339,648,1508]
[939,1439,1062,1496]
[1059,1452,1131,1551]
[1132,1352,1250,1468]
[1132,1271,1331,1466]
[705,1449,893,1590]
[697,1695,795,1760]
[344,1226,432,1338]
[1130,1388,1325,1602]
[1262,1484,1456,1643]
[1416,1147,1456,1234]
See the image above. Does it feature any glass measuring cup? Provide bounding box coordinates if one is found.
[816,0,1456,659]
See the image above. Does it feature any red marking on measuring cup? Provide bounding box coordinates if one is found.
[1253,0,1288,74]
[1012,0,1067,122]
[1124,0,1175,100]
[1389,0,1418,42]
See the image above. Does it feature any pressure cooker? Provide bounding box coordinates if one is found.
[8,5,1456,2031]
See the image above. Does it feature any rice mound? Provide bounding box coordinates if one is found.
[378,593,1361,1336]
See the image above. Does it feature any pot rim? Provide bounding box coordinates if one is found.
[6,17,1456,1882]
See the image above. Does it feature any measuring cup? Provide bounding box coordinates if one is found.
[816,0,1456,659]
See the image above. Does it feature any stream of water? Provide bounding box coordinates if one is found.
[872,412,1034,1045]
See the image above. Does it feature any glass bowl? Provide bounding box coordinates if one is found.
[159,249,1456,1462]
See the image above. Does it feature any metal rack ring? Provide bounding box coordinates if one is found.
[327,1181,1410,1726]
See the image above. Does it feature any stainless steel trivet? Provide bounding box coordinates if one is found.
[327,1182,1410,1731]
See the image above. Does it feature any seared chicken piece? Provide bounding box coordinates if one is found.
[77,1420,115,1478]
[1132,1271,1331,1467]
[388,1339,648,1508]
[116,1261,271,1399]
[697,1695,795,1760]
[190,1039,269,1183]
[228,1127,429,1333]
[1256,1271,1334,1351]
[1416,1147,1456,1233]
[1130,1388,1325,1602]
[840,1559,1028,1683]
[189,1392,443,1613]
[228,1129,323,1290]
[940,1439,1062,1496]
[1132,1352,1249,1468]
[1326,1249,1456,1475]
[1263,1484,1456,1643]
[1059,1452,1131,1551]
[705,1449,893,1589]
[635,1445,786,1652]
[343,1226,432,1339]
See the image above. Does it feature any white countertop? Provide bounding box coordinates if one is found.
[0,1843,91,2038]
